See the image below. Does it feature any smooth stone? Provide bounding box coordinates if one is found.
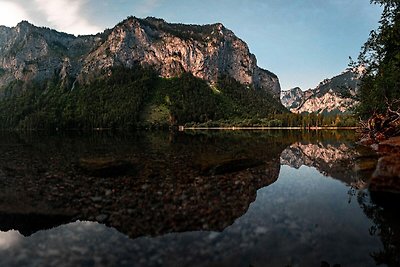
[354,160,377,172]
[377,136,400,155]
[254,226,268,234]
[370,155,400,194]
[90,196,103,202]
[358,137,374,146]
[95,214,108,223]
[201,158,264,175]
[78,157,135,177]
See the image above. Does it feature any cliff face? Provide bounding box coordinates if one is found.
[280,70,360,114]
[280,87,303,109]
[0,21,98,93]
[0,17,280,98]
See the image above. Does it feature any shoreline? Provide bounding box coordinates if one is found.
[180,126,359,131]
[0,126,360,132]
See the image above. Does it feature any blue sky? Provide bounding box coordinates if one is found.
[0,0,382,90]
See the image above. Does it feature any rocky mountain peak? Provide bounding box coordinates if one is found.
[14,20,37,32]
[280,87,304,109]
[15,20,32,30]
[144,16,165,22]
[280,70,359,114]
[77,17,281,96]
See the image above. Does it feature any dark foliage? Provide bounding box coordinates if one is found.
[0,66,157,130]
[139,17,222,42]
[356,0,400,118]
[0,66,287,130]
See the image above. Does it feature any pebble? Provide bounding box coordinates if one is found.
[208,232,219,240]
[254,226,268,235]
[91,197,103,202]
[95,214,109,223]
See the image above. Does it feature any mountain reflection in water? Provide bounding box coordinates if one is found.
[0,130,399,267]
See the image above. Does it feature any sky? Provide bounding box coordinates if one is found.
[0,0,382,91]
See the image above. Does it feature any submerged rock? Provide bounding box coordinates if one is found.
[354,159,377,172]
[78,158,135,177]
[369,136,400,194]
[370,156,400,194]
[0,131,285,240]
[377,136,400,155]
[95,214,109,223]
[201,158,265,176]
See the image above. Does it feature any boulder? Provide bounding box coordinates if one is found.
[370,155,400,194]
[201,158,264,176]
[377,136,400,155]
[78,157,135,177]
[354,159,377,172]
[368,136,400,194]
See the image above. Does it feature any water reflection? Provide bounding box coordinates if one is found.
[0,130,398,266]
[359,192,400,266]
[0,131,287,238]
[0,231,21,250]
[281,140,367,185]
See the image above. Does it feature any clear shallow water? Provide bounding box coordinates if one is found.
[0,130,399,267]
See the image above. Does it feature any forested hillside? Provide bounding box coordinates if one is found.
[0,66,286,130]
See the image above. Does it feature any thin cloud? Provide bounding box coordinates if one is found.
[0,1,31,27]
[34,0,101,35]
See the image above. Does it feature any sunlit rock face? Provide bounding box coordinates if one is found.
[280,70,360,114]
[0,17,280,98]
[280,87,303,109]
[80,17,281,96]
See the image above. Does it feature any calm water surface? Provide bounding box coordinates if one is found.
[0,130,399,267]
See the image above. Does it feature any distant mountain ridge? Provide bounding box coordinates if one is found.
[281,70,360,114]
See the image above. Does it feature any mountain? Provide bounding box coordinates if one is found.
[0,17,285,129]
[0,17,280,97]
[80,17,281,95]
[280,87,303,110]
[0,21,98,93]
[280,70,360,114]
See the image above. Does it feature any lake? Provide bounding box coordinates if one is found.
[0,130,399,267]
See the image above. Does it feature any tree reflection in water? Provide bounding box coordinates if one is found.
[281,136,400,266]
[357,192,400,267]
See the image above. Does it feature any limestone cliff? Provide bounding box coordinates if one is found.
[0,17,280,98]
[0,21,99,93]
[280,87,303,110]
